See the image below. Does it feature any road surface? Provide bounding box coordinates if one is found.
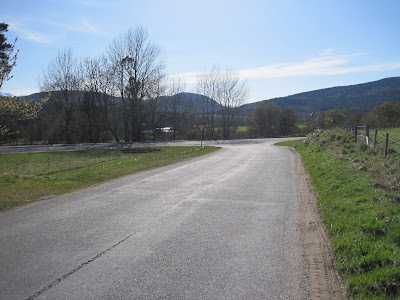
[1,138,315,299]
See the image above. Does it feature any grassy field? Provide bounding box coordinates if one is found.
[0,146,220,212]
[278,129,400,299]
[373,128,400,156]
[236,126,248,132]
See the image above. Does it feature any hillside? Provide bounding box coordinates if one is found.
[238,77,400,118]
[18,77,400,120]
[170,92,221,112]
[21,91,219,114]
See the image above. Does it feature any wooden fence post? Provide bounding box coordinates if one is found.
[355,126,358,141]
[374,129,377,148]
[385,133,389,158]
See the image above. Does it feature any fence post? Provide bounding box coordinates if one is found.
[354,126,358,141]
[366,124,369,140]
[385,133,389,158]
[374,129,377,148]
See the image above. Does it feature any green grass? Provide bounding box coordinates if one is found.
[297,123,307,129]
[278,130,400,299]
[0,146,220,212]
[373,128,400,157]
[236,126,248,132]
[0,149,125,176]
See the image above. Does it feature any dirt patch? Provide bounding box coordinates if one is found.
[290,148,348,300]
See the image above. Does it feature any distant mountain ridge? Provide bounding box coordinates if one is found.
[237,77,400,118]
[0,92,13,97]
[17,77,400,119]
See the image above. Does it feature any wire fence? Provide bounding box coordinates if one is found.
[354,126,400,157]
[0,149,125,176]
[0,147,201,177]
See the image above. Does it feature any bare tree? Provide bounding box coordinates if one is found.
[167,78,187,139]
[107,36,130,141]
[196,66,219,139]
[79,55,123,142]
[219,69,248,139]
[40,48,81,143]
[107,26,166,142]
[197,66,248,140]
[97,56,122,142]
[80,56,101,142]
[146,79,167,140]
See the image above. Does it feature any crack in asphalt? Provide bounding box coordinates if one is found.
[26,234,133,300]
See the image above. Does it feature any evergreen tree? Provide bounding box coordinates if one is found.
[0,22,18,91]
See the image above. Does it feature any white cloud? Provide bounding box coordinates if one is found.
[6,17,99,44]
[80,18,98,33]
[169,71,203,85]
[171,51,400,83]
[239,52,366,79]
[6,21,55,44]
[49,18,99,34]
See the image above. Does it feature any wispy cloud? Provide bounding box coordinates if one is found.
[70,0,106,7]
[49,18,99,34]
[172,51,400,83]
[239,52,400,79]
[6,17,99,44]
[7,21,55,44]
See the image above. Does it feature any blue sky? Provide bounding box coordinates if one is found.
[2,0,400,103]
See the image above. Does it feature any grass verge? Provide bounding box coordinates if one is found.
[278,130,400,299]
[0,146,220,212]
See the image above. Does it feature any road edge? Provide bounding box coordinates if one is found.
[290,148,348,300]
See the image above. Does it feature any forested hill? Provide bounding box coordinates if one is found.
[19,77,400,119]
[237,77,400,118]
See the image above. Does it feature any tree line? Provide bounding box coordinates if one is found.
[1,25,248,144]
[243,100,400,138]
[245,102,298,137]
[306,101,400,130]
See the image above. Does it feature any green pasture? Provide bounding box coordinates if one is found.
[236,126,248,132]
[0,146,220,212]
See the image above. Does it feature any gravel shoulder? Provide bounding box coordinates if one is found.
[290,148,348,300]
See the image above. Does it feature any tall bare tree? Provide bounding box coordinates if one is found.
[107,36,130,141]
[97,56,122,142]
[79,56,105,142]
[197,66,248,140]
[79,55,123,142]
[146,79,167,140]
[107,26,166,142]
[219,69,248,139]
[196,66,219,139]
[41,48,81,143]
[167,78,187,139]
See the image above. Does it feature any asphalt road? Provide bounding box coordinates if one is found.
[0,138,308,299]
[0,139,265,154]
